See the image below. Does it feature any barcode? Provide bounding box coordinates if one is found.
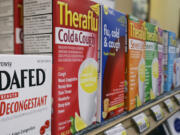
[139,123,147,132]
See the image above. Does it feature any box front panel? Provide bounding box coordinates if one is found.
[0,55,52,135]
[145,23,158,101]
[126,16,146,111]
[52,0,99,134]
[100,6,126,121]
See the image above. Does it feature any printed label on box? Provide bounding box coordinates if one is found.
[24,0,52,16]
[24,14,52,35]
[0,16,14,34]
[0,34,14,53]
[24,34,52,53]
[0,0,13,17]
[0,55,52,135]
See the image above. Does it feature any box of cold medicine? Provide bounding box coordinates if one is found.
[0,55,52,135]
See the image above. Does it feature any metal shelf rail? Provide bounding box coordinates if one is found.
[75,88,180,135]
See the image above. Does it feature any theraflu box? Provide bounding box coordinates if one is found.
[125,16,146,111]
[0,55,52,134]
[0,0,23,54]
[157,28,164,95]
[52,0,99,134]
[145,23,158,101]
[97,6,126,122]
[164,31,176,91]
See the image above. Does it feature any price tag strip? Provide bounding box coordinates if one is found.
[174,94,180,105]
[164,99,175,113]
[132,113,150,133]
[150,104,164,121]
[104,123,127,135]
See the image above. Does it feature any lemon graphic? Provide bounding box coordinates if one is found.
[152,58,159,79]
[139,62,145,82]
[136,95,142,107]
[75,113,87,132]
[122,131,127,135]
[80,63,97,93]
[150,89,155,100]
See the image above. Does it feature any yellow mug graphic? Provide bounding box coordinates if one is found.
[78,58,98,125]
[152,58,159,97]
[138,58,145,104]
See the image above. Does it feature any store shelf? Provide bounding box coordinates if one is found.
[76,88,180,135]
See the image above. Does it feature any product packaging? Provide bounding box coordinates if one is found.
[97,6,126,122]
[125,15,146,111]
[173,58,180,88]
[0,0,23,54]
[145,23,158,101]
[163,31,168,91]
[177,39,180,57]
[23,0,52,53]
[0,55,52,134]
[157,28,164,95]
[164,31,176,91]
[52,0,99,134]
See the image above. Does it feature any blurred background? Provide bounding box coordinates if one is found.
[92,0,180,38]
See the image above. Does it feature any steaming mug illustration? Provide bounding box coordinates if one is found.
[152,58,159,97]
[78,58,98,125]
[138,58,145,104]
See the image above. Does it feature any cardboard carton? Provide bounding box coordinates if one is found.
[97,6,126,122]
[52,0,99,134]
[145,22,158,101]
[157,28,164,95]
[125,15,146,111]
[164,31,176,91]
[0,55,52,134]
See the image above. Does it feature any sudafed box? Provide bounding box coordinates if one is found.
[0,55,52,134]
